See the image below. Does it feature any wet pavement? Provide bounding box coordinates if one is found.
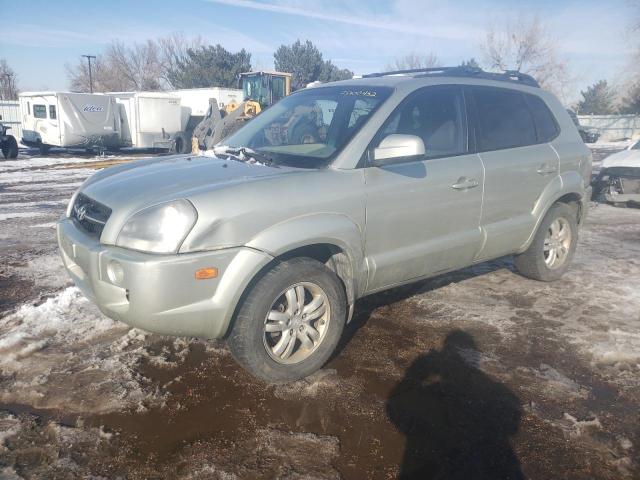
[0,147,638,479]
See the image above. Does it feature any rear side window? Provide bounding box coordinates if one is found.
[49,105,57,120]
[525,94,559,142]
[33,104,47,119]
[472,87,536,151]
[377,86,467,159]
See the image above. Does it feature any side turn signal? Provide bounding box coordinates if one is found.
[195,267,218,280]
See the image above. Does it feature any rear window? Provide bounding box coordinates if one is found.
[33,104,47,119]
[472,87,536,152]
[525,94,559,142]
[49,105,57,120]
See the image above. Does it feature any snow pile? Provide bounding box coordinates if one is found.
[0,287,164,413]
[0,413,21,452]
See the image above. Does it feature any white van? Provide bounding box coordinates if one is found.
[19,92,121,153]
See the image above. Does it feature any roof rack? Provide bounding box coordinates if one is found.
[362,66,540,88]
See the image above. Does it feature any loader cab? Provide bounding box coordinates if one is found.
[240,71,292,110]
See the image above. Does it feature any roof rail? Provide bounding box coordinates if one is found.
[362,66,540,88]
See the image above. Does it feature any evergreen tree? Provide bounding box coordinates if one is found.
[167,45,251,89]
[576,80,616,115]
[274,40,352,90]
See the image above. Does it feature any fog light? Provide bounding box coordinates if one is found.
[107,260,125,286]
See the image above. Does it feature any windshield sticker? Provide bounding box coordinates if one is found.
[340,90,378,97]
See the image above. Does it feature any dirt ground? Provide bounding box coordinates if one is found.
[0,147,638,479]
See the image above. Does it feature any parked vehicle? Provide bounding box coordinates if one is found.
[58,67,592,383]
[19,92,121,154]
[567,109,599,143]
[173,87,242,151]
[0,115,19,159]
[108,92,187,152]
[592,139,640,207]
[194,71,292,150]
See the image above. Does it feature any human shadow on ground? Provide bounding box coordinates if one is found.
[386,330,524,480]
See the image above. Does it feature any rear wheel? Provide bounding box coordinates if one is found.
[1,136,18,159]
[227,257,346,383]
[514,203,578,282]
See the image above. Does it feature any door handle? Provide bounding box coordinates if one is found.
[451,177,479,190]
[536,164,557,175]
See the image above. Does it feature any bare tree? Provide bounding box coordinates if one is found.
[386,52,440,71]
[66,35,203,92]
[0,59,19,100]
[158,33,204,88]
[481,16,571,100]
[66,54,128,92]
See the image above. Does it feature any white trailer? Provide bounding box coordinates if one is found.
[108,92,185,151]
[19,92,121,153]
[171,87,242,134]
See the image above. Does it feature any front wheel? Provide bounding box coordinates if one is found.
[227,257,346,383]
[2,136,18,159]
[514,203,578,282]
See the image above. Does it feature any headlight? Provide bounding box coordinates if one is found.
[116,200,197,254]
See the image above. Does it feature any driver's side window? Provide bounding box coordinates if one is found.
[378,86,468,159]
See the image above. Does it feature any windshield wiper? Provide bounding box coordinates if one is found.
[213,146,277,166]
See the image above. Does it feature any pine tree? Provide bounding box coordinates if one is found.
[577,80,616,115]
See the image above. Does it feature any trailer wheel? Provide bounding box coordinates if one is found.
[1,136,18,159]
[38,143,50,156]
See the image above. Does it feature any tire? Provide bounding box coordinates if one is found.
[38,143,50,156]
[173,132,191,154]
[227,257,347,383]
[1,136,18,159]
[514,203,578,282]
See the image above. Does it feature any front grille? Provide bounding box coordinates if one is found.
[71,193,112,238]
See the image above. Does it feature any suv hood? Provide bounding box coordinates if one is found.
[81,154,298,209]
[78,154,303,244]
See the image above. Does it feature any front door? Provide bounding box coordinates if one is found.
[364,86,484,292]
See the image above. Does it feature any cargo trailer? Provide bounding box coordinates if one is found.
[108,92,185,151]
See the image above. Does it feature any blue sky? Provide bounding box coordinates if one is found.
[0,0,637,102]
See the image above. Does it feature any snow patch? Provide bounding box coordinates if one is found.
[0,288,165,413]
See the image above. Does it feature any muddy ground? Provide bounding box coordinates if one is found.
[0,146,638,479]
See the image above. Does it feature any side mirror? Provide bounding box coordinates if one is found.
[372,134,425,166]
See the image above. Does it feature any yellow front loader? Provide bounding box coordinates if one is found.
[194,71,292,151]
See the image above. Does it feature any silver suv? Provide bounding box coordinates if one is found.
[58,67,592,383]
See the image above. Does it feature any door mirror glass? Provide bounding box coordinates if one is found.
[372,134,425,166]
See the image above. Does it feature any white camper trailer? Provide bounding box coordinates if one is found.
[109,92,184,151]
[19,92,121,153]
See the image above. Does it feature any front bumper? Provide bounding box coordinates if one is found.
[57,217,273,339]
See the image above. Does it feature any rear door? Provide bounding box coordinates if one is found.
[468,86,560,261]
[364,85,484,292]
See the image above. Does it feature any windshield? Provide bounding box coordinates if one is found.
[224,86,393,168]
[243,75,268,106]
[632,140,640,150]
